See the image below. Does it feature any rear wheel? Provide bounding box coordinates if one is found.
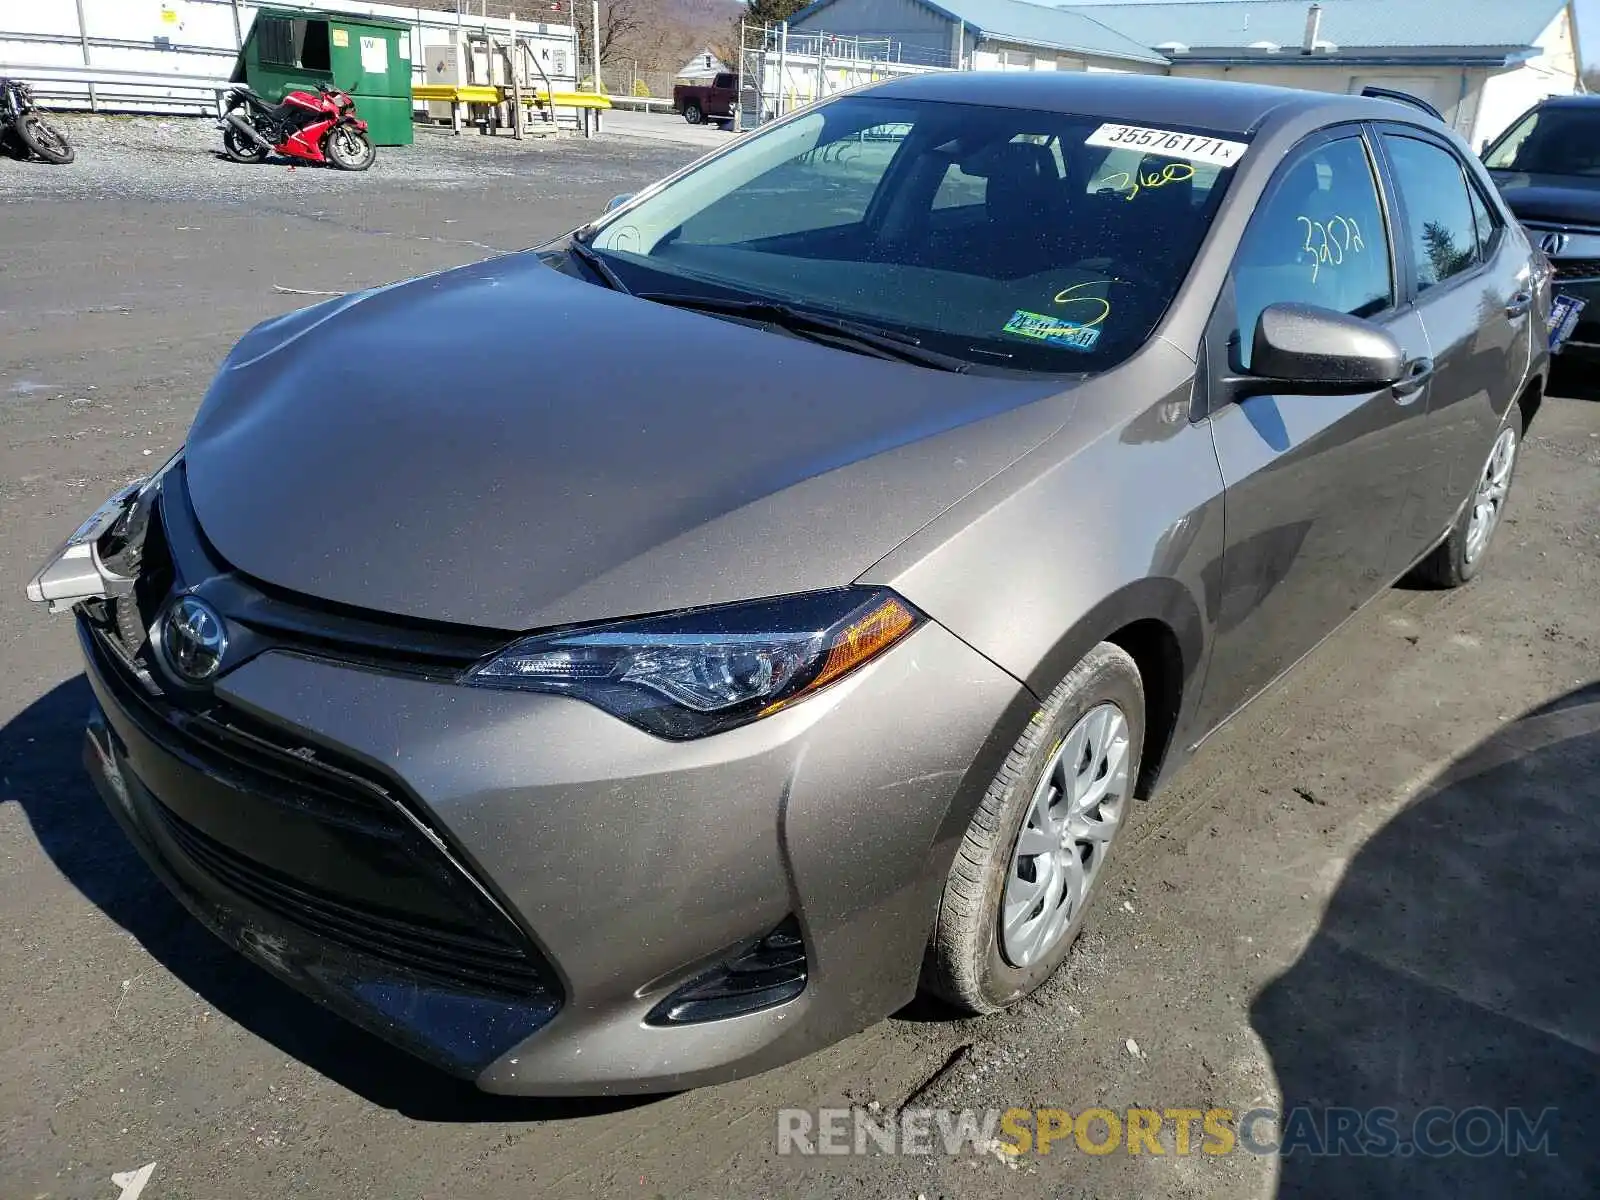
[682,101,704,125]
[324,124,375,171]
[15,112,74,164]
[1406,407,1522,588]
[221,125,268,164]
[923,642,1143,1014]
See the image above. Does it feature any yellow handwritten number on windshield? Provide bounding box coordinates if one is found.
[1098,161,1195,202]
[1051,282,1112,327]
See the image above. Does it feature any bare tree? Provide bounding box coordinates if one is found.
[573,0,645,77]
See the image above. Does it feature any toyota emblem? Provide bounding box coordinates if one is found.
[1539,231,1569,256]
[162,594,228,683]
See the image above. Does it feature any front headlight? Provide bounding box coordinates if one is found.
[465,588,921,738]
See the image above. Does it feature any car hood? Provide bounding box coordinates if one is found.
[1491,172,1600,227]
[185,253,1075,631]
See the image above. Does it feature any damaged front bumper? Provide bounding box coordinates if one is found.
[26,453,180,612]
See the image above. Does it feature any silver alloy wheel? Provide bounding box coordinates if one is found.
[1001,702,1131,967]
[1464,425,1517,565]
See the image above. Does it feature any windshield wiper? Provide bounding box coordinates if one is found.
[635,292,971,374]
[566,238,631,295]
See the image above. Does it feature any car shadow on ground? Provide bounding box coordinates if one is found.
[1550,360,1600,403]
[0,675,657,1123]
[1253,681,1600,1197]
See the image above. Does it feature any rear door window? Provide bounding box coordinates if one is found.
[1382,135,1481,292]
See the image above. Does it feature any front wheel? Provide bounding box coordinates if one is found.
[923,642,1144,1014]
[325,125,375,171]
[682,102,704,125]
[1405,407,1523,588]
[15,112,74,164]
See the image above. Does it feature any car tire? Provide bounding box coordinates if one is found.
[1406,406,1523,589]
[683,102,704,125]
[923,642,1144,1014]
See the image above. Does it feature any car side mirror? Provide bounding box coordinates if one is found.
[604,193,634,213]
[1226,302,1406,399]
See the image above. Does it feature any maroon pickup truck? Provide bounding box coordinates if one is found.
[673,72,736,127]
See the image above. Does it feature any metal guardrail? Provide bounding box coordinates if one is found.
[603,96,674,112]
[0,62,232,114]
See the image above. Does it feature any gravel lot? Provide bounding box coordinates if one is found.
[0,114,702,208]
[2,117,1599,1200]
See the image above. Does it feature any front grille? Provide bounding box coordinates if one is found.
[1552,258,1600,282]
[83,617,560,1004]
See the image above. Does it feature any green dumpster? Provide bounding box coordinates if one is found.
[232,6,414,146]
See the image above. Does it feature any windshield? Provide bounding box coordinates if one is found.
[584,96,1246,373]
[1484,106,1600,177]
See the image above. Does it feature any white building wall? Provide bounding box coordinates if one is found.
[972,40,1162,74]
[1471,8,1579,150]
[1167,10,1578,149]
[0,0,576,114]
[1169,62,1491,137]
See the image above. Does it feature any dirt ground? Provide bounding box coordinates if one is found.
[2,116,1598,1200]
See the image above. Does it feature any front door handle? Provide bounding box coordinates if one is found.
[1506,291,1533,319]
[1392,355,1435,399]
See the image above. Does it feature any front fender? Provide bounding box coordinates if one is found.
[860,348,1224,793]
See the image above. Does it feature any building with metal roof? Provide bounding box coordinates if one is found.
[784,0,1581,145]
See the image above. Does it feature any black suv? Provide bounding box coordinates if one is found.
[1484,95,1600,354]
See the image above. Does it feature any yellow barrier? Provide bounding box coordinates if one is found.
[412,84,612,110]
[412,83,501,104]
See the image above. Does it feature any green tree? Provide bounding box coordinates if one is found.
[725,0,811,60]
[1422,220,1472,283]
[744,0,811,24]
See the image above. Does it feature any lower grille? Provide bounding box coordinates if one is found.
[82,615,561,1005]
[151,800,550,996]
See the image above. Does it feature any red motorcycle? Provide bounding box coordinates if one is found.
[219,81,375,171]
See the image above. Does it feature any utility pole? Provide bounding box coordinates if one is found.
[509,10,524,139]
[73,0,96,112]
[590,0,601,93]
[776,21,788,118]
[732,20,743,131]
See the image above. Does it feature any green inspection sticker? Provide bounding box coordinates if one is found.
[1003,310,1102,351]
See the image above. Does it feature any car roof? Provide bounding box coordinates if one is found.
[864,70,1393,136]
[1525,93,1600,109]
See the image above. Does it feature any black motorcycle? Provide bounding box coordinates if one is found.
[0,77,74,164]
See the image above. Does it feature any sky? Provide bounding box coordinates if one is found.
[1579,0,1598,66]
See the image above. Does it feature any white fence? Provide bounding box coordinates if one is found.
[737,23,949,131]
[0,0,577,114]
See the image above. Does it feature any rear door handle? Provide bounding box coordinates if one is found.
[1392,355,1434,399]
[1506,291,1533,319]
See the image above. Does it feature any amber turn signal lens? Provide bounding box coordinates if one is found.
[761,595,919,715]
